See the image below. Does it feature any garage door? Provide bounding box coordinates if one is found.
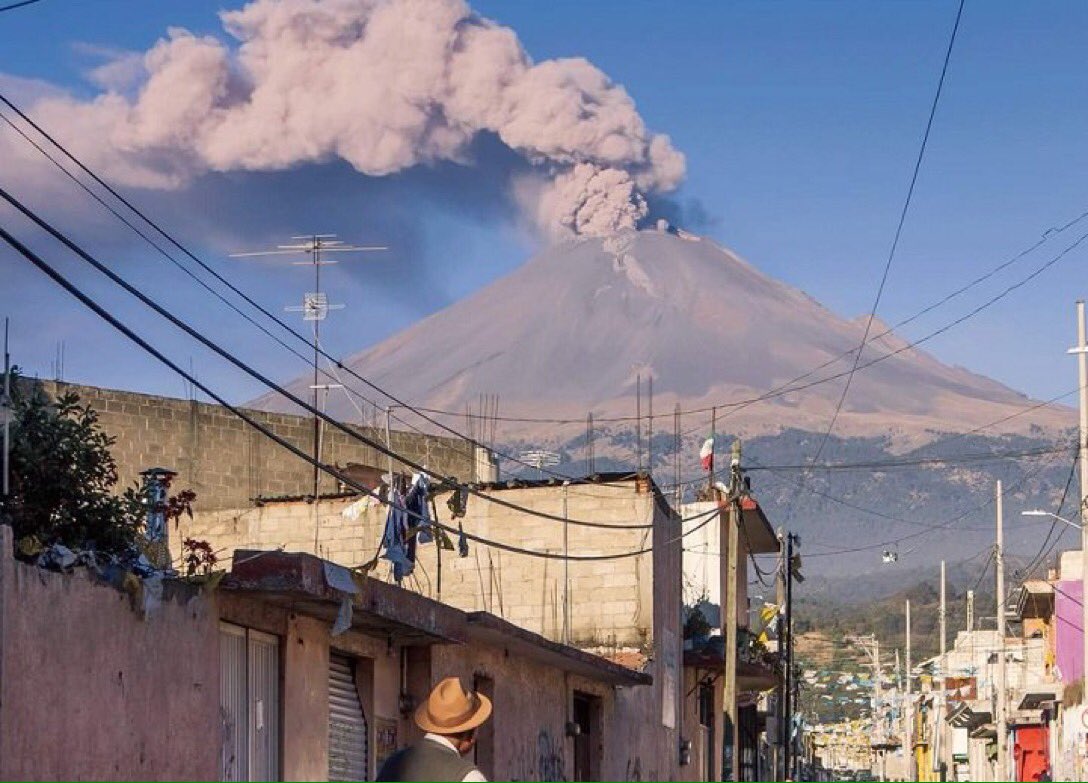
[329,655,369,781]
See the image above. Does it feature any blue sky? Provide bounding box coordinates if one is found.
[2,0,1088,408]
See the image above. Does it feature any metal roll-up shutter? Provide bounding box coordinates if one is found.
[329,654,369,781]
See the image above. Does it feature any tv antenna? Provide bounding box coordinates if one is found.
[231,235,386,501]
[520,449,560,480]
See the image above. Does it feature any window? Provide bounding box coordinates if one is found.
[220,623,281,782]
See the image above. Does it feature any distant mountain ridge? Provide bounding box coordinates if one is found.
[253,227,1071,444]
[252,228,1076,574]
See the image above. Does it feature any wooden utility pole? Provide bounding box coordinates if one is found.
[995,480,1008,780]
[724,440,742,782]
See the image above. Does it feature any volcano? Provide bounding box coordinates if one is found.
[254,227,1071,444]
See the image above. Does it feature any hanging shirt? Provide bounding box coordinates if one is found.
[381,489,414,582]
[406,473,433,544]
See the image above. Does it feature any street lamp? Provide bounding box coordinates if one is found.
[1021,510,1085,531]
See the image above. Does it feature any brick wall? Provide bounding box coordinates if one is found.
[27,380,477,511]
[177,479,682,651]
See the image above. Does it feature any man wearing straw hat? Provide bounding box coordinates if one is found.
[376,677,493,782]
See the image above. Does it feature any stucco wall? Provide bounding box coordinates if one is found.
[0,526,220,781]
[28,379,476,511]
[180,480,676,650]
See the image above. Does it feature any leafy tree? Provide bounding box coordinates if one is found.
[1,370,151,555]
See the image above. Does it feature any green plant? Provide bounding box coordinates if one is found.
[0,370,193,557]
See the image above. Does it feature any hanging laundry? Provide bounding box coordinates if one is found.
[341,495,372,521]
[457,521,469,558]
[429,497,456,551]
[380,488,414,582]
[447,486,469,519]
[405,472,433,544]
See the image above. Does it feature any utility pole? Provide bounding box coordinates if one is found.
[1070,299,1088,692]
[776,529,787,782]
[905,599,914,782]
[937,560,947,780]
[674,403,681,512]
[967,590,974,632]
[562,480,570,644]
[709,406,717,492]
[724,440,742,783]
[940,561,947,665]
[1,317,9,499]
[647,376,653,480]
[635,374,642,473]
[995,480,1008,780]
[784,531,799,780]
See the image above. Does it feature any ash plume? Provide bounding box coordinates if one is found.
[7,0,685,238]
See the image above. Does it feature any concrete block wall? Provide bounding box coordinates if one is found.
[28,380,476,511]
[180,480,683,650]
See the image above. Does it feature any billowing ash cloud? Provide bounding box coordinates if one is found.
[14,0,685,238]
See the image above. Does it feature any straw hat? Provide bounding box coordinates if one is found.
[414,677,493,735]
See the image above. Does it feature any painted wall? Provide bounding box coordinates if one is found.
[1054,580,1083,683]
[28,379,476,511]
[0,526,220,781]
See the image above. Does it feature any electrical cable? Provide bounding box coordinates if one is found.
[0,191,680,529]
[970,548,995,594]
[0,107,587,486]
[801,449,1073,558]
[746,444,1073,472]
[1016,452,1080,581]
[809,0,966,467]
[5,92,1086,448]
[5,90,1085,544]
[0,0,43,11]
[0,220,731,561]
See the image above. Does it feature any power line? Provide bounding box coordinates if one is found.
[0,0,44,12]
[3,89,1084,470]
[0,221,734,561]
[802,449,1072,558]
[810,0,966,466]
[0,100,599,488]
[0,190,669,530]
[1017,452,1080,580]
[747,443,1073,473]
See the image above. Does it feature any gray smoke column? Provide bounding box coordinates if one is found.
[15,0,685,237]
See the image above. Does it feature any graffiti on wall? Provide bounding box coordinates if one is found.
[511,729,565,781]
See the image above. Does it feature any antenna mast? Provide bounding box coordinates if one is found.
[231,235,386,502]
